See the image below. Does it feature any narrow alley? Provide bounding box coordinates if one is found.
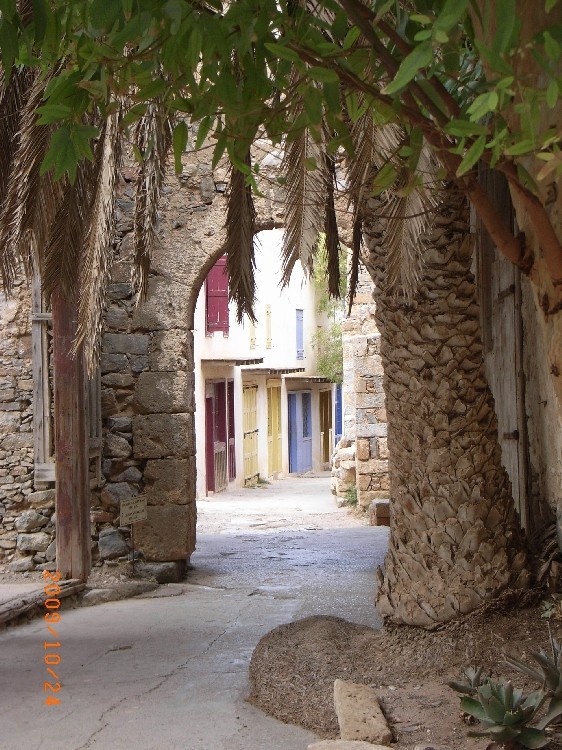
[0,476,388,750]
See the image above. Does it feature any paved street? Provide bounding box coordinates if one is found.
[0,476,388,750]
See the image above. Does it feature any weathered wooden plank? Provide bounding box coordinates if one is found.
[0,580,85,625]
[52,290,91,582]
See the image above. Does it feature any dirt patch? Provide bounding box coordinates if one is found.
[248,605,562,749]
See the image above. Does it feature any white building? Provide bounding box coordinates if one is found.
[193,229,342,497]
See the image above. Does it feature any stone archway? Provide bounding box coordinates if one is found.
[96,146,284,577]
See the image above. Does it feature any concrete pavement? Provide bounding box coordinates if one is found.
[0,475,388,750]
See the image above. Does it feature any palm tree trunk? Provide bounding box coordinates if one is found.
[362,190,530,627]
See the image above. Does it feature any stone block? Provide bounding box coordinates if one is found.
[149,329,192,371]
[355,439,370,461]
[98,528,129,560]
[130,356,149,373]
[103,333,149,355]
[132,278,190,331]
[133,414,192,458]
[14,510,49,532]
[0,538,16,549]
[309,743,390,750]
[357,459,388,476]
[103,433,132,458]
[102,373,134,388]
[100,353,129,374]
[134,504,196,561]
[17,531,51,552]
[113,466,142,483]
[134,372,192,414]
[105,305,129,331]
[355,423,388,439]
[333,679,392,746]
[377,438,389,460]
[101,482,135,509]
[101,389,119,418]
[134,560,187,583]
[45,539,56,562]
[9,556,34,572]
[28,490,55,508]
[143,459,192,505]
[107,283,133,300]
[107,417,133,433]
[81,588,122,606]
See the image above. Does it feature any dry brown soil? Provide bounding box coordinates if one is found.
[248,602,562,750]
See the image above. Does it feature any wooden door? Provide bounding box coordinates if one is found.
[243,385,259,485]
[476,167,529,528]
[319,390,333,465]
[287,392,312,473]
[267,385,282,475]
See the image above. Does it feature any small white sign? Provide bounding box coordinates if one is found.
[120,496,148,525]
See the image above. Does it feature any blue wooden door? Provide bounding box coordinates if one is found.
[288,392,312,473]
[335,383,343,446]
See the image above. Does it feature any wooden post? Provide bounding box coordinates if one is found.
[52,290,91,581]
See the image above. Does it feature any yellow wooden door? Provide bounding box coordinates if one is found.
[267,385,282,475]
[319,390,333,465]
[243,385,259,485]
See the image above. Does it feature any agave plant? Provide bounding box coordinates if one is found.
[448,665,491,696]
[506,632,562,737]
[460,679,548,749]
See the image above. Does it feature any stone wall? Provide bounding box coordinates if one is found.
[332,262,389,511]
[0,281,58,571]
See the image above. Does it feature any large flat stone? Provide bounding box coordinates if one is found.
[17,532,52,552]
[309,744,391,750]
[103,433,133,458]
[101,482,135,510]
[132,278,190,331]
[132,414,193,458]
[15,510,49,532]
[103,333,149,355]
[98,528,129,560]
[149,329,193,371]
[143,459,193,505]
[134,372,192,414]
[134,561,187,583]
[333,679,392,746]
[134,505,195,561]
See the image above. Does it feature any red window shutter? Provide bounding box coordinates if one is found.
[206,256,229,334]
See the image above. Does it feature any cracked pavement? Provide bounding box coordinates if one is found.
[0,475,388,750]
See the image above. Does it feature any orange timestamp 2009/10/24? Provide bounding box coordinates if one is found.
[42,569,63,706]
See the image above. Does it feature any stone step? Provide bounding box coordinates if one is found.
[333,679,393,746]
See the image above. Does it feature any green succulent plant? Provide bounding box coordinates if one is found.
[506,633,562,698]
[460,679,548,748]
[448,665,491,696]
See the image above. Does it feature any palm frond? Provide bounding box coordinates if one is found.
[42,161,94,303]
[0,67,46,290]
[224,153,257,323]
[74,109,123,372]
[132,99,173,299]
[323,151,341,298]
[347,119,441,298]
[382,144,441,297]
[2,68,65,287]
[281,114,329,285]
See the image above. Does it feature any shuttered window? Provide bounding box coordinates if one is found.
[206,256,229,334]
[296,308,304,360]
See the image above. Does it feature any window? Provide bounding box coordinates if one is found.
[206,256,229,334]
[302,392,311,438]
[296,308,304,360]
[265,304,272,349]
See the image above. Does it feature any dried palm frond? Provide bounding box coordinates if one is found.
[42,160,94,303]
[224,152,257,323]
[132,98,173,300]
[383,143,441,297]
[347,117,442,299]
[74,109,123,372]
[1,67,65,286]
[323,150,341,298]
[281,101,330,284]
